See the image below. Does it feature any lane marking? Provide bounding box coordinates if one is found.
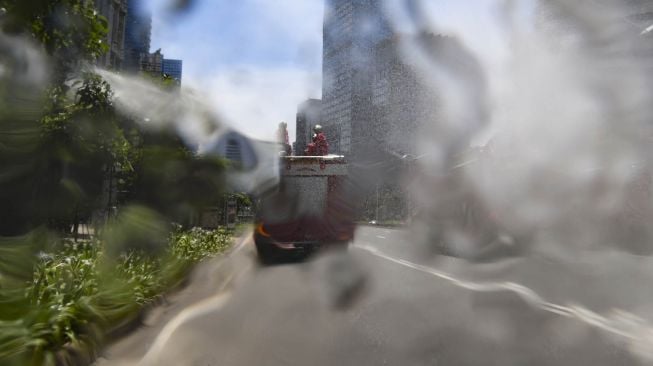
[230,233,251,254]
[355,244,653,360]
[376,235,387,239]
[139,236,253,365]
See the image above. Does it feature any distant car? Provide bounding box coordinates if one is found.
[369,220,377,225]
[254,155,355,263]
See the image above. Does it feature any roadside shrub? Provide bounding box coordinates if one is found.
[171,227,232,263]
[0,228,233,366]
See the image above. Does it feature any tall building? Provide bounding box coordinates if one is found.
[140,49,163,75]
[124,0,152,71]
[370,35,441,157]
[321,1,448,220]
[162,59,183,83]
[535,0,653,81]
[295,99,322,155]
[598,0,653,59]
[624,0,653,25]
[536,1,653,46]
[321,0,392,156]
[94,0,127,69]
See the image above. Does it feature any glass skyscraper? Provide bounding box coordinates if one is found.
[124,0,152,71]
[295,99,322,155]
[322,0,392,155]
[162,59,183,83]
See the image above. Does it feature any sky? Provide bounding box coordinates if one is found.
[147,0,324,142]
[146,0,533,142]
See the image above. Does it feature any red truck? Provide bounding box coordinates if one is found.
[253,155,355,263]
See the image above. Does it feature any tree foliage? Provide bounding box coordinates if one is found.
[0,2,230,363]
[0,0,108,80]
[1,0,227,235]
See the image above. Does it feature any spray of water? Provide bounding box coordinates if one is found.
[4,1,652,363]
[368,0,653,362]
[96,69,286,196]
[358,243,653,362]
[91,0,653,362]
[96,69,223,150]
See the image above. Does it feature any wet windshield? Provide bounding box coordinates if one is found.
[2,0,653,365]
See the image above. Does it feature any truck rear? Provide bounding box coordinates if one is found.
[254,155,355,262]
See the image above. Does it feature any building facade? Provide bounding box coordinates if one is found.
[140,49,163,75]
[322,1,442,158]
[94,0,127,69]
[322,1,450,220]
[536,0,653,48]
[124,0,152,72]
[370,35,443,158]
[295,99,322,155]
[534,0,653,96]
[322,0,392,156]
[598,0,653,60]
[162,59,183,83]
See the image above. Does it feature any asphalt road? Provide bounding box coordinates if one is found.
[99,226,653,366]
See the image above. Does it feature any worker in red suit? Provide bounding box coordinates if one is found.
[305,125,329,156]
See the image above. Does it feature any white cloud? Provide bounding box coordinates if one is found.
[149,0,323,74]
[186,65,321,143]
[250,0,323,44]
[147,0,324,143]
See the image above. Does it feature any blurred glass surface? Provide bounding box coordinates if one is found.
[3,0,653,365]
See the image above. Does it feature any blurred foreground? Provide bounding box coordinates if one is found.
[100,226,651,366]
[4,0,653,365]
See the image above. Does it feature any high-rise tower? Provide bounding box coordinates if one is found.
[162,59,183,84]
[321,0,392,156]
[94,0,127,69]
[124,0,152,72]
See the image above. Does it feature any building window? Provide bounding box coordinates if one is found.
[226,139,242,164]
[373,66,390,106]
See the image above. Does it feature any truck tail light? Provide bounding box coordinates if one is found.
[256,223,271,237]
[337,232,352,241]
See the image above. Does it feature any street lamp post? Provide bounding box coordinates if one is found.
[375,183,380,222]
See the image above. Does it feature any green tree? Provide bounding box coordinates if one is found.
[0,0,109,82]
[0,3,229,364]
[0,0,115,235]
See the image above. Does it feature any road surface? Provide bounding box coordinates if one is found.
[98,226,653,366]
